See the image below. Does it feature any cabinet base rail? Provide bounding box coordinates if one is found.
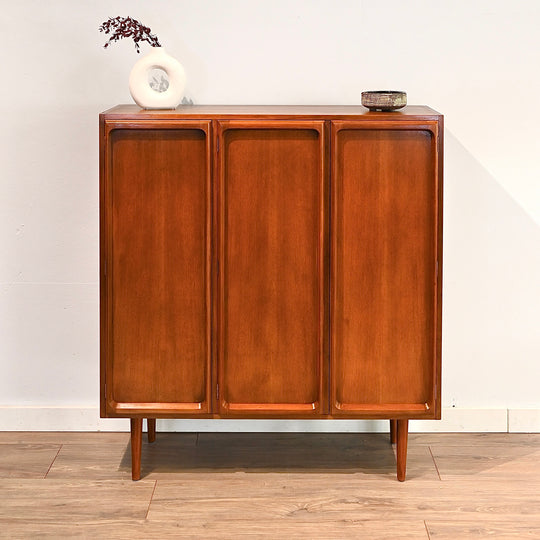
[129,417,409,482]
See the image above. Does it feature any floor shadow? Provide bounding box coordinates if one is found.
[119,432,398,476]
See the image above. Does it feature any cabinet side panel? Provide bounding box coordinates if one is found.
[332,128,436,409]
[110,129,209,405]
[221,128,324,410]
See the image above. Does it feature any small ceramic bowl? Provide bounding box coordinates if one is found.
[361,91,407,111]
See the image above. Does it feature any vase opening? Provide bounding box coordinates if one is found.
[148,68,170,93]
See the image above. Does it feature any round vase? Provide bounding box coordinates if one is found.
[128,47,186,110]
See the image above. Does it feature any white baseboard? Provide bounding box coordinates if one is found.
[508,409,540,433]
[1,406,539,432]
[0,406,129,432]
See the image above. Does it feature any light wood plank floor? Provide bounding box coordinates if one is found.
[0,432,539,539]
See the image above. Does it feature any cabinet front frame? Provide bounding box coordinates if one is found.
[215,120,329,417]
[100,119,214,418]
[99,111,442,421]
[329,120,443,420]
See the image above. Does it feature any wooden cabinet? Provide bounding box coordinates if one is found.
[100,105,443,481]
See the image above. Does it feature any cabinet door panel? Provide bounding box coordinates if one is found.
[218,122,327,415]
[331,125,438,415]
[106,126,211,413]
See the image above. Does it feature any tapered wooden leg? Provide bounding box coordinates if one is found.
[389,419,397,444]
[147,418,156,443]
[396,419,409,482]
[130,418,143,481]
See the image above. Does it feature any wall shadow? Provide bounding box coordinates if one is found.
[442,129,540,408]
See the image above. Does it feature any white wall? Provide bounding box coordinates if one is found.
[1,0,539,431]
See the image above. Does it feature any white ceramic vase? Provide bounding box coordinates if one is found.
[128,47,186,109]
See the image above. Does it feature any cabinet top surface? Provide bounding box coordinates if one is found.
[101,104,442,119]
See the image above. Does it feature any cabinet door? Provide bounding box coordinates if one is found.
[331,121,441,418]
[101,122,212,415]
[217,121,328,416]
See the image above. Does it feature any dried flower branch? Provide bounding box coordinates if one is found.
[99,16,161,53]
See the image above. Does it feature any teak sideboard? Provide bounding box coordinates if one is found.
[99,105,443,481]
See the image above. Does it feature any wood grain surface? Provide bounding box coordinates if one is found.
[218,123,327,414]
[0,432,539,538]
[331,125,437,413]
[102,104,442,119]
[0,478,155,521]
[0,444,61,478]
[106,126,211,411]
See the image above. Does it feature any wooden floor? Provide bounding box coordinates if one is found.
[0,432,539,539]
